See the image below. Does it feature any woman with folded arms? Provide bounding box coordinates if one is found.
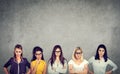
[68,47,88,74]
[48,45,67,74]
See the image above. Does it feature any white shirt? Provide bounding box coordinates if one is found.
[68,59,88,71]
[48,60,67,74]
[88,56,118,74]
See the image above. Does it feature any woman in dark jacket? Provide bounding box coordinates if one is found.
[3,44,30,74]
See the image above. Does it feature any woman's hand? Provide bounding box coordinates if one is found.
[52,67,56,72]
[89,71,94,74]
[36,59,40,65]
[105,70,112,74]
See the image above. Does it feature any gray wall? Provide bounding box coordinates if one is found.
[0,0,120,73]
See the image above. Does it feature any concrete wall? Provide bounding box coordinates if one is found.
[0,0,120,73]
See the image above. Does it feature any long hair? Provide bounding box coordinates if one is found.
[95,44,108,62]
[72,47,83,61]
[31,46,44,61]
[48,45,66,67]
[14,44,23,58]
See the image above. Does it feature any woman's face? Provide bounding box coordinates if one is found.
[55,48,61,57]
[75,50,82,60]
[98,48,105,57]
[14,48,22,58]
[35,51,42,60]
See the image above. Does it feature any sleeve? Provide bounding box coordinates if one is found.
[25,58,30,69]
[84,60,89,64]
[3,58,12,68]
[108,59,118,72]
[31,61,34,68]
[47,61,58,73]
[88,56,94,64]
[56,60,68,73]
[68,60,73,65]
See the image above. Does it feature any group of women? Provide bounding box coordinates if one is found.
[3,44,118,74]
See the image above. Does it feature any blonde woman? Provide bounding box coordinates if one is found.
[68,47,88,74]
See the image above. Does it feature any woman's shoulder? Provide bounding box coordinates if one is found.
[91,56,95,59]
[40,60,46,62]
[88,56,96,63]
[22,57,28,60]
[89,56,95,60]
[106,58,113,63]
[40,60,46,64]
[7,57,14,62]
[64,58,68,62]
[31,60,44,64]
[22,57,29,62]
[83,59,88,62]
[83,59,88,64]
[10,57,14,60]
[31,60,36,64]
[68,59,74,64]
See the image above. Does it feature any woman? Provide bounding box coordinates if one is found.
[48,45,67,74]
[31,46,46,74]
[88,44,118,74]
[68,47,88,74]
[3,44,30,74]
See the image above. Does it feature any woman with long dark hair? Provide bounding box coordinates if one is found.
[3,44,30,74]
[48,45,67,74]
[88,44,118,74]
[31,46,46,74]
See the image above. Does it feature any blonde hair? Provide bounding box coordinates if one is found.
[72,47,83,61]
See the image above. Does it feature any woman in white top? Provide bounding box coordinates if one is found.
[68,47,88,74]
[88,44,118,74]
[48,45,67,74]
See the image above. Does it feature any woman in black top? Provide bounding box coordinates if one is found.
[3,44,30,74]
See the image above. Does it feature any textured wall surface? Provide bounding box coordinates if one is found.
[0,0,120,73]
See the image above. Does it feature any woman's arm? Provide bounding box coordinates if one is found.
[25,58,31,74]
[3,58,12,74]
[69,63,88,74]
[56,61,67,73]
[43,63,47,74]
[47,62,58,73]
[56,65,67,73]
[109,60,118,71]
[77,64,88,74]
[88,70,94,74]
[27,69,30,74]
[3,67,9,74]
[69,64,77,74]
[88,57,94,74]
[106,59,118,74]
[105,70,112,74]
[31,60,40,74]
